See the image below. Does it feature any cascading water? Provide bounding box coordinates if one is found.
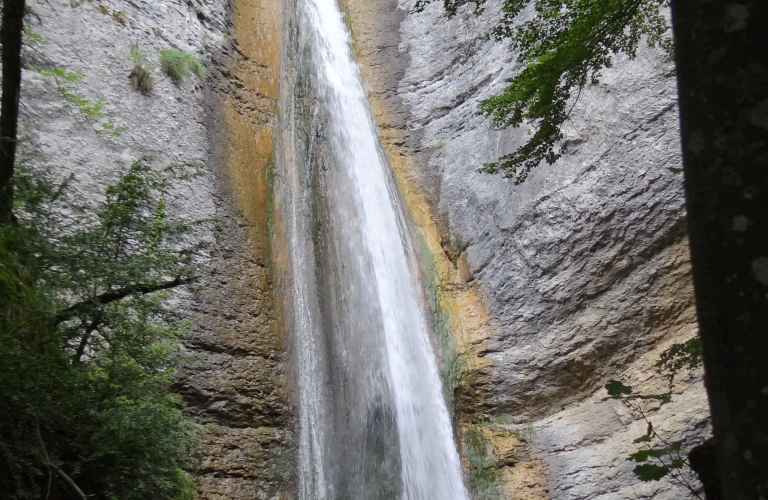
[282,0,470,498]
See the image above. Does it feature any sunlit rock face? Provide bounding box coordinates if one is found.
[339,0,709,498]
[20,1,293,498]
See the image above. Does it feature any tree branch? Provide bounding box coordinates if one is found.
[55,277,192,324]
[35,423,88,500]
[74,313,102,362]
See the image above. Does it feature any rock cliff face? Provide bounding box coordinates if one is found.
[20,0,293,498]
[20,0,709,498]
[339,0,709,498]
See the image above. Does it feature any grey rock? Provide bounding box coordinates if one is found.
[348,0,709,497]
[19,1,292,498]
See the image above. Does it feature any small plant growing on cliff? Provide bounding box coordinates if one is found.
[129,44,154,94]
[445,348,466,393]
[160,48,204,85]
[448,235,468,265]
[129,65,154,94]
[512,421,536,443]
[98,4,127,24]
[112,10,128,24]
[606,337,705,497]
[464,426,499,495]
[487,414,513,425]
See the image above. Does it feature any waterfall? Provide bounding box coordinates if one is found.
[284,0,470,498]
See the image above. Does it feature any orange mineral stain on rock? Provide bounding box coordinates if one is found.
[192,0,293,498]
[222,0,283,258]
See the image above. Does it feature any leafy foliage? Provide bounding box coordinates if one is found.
[448,235,468,265]
[160,48,204,86]
[22,25,42,44]
[605,379,670,401]
[40,67,126,137]
[655,336,702,384]
[605,379,633,398]
[414,0,673,183]
[511,421,536,443]
[445,349,467,393]
[129,65,154,95]
[633,463,673,481]
[1,157,211,499]
[629,444,681,464]
[97,4,127,24]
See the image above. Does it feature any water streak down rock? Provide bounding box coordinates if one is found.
[276,0,469,497]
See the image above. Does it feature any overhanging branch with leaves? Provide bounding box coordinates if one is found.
[415,0,673,184]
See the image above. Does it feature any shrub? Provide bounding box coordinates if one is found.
[160,48,204,86]
[129,44,154,94]
[0,158,211,499]
[129,64,153,94]
[112,10,127,24]
[445,349,466,393]
[448,234,468,264]
[129,65,153,94]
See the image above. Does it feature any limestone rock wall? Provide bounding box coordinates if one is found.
[340,0,710,498]
[20,1,293,498]
[21,0,711,497]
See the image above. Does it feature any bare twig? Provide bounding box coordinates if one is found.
[35,423,88,500]
[46,470,52,500]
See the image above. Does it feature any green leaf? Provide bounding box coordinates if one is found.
[159,48,205,85]
[629,446,679,462]
[633,464,669,481]
[667,167,683,174]
[2,158,211,498]
[97,122,127,138]
[23,25,43,42]
[605,380,632,398]
[40,67,83,84]
[656,337,703,379]
[633,435,651,443]
[629,449,652,462]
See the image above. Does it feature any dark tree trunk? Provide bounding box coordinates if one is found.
[0,0,26,224]
[670,1,768,498]
[689,438,723,500]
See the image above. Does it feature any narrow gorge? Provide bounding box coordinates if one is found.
[16,0,709,498]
